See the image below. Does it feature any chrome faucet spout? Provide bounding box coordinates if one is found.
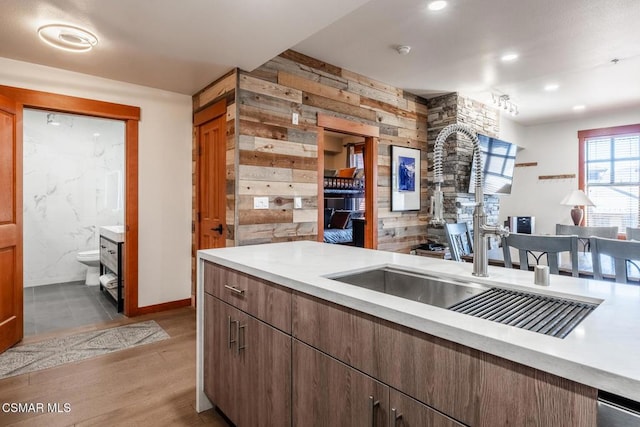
[432,124,508,277]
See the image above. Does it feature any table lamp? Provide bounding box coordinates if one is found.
[560,189,595,226]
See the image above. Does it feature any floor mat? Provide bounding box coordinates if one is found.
[0,320,170,379]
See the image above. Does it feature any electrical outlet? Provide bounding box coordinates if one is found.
[294,197,302,209]
[253,197,269,209]
[292,112,299,125]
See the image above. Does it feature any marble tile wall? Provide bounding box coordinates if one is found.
[23,109,125,287]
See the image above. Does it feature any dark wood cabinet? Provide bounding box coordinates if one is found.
[389,389,463,427]
[291,291,597,427]
[203,265,291,426]
[203,261,597,426]
[293,340,388,427]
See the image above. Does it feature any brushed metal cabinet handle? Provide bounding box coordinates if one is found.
[224,284,245,295]
[369,395,380,427]
[227,316,238,349]
[391,408,403,426]
[237,323,246,355]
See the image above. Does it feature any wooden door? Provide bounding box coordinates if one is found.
[0,94,22,353]
[198,114,227,250]
[293,340,389,427]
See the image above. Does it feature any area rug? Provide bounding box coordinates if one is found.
[0,320,170,380]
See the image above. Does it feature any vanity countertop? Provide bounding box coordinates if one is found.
[197,241,640,402]
[99,225,125,243]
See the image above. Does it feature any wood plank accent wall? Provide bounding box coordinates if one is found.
[237,50,430,252]
[192,52,430,256]
[191,69,237,293]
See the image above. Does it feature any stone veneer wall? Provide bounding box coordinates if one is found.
[426,93,500,244]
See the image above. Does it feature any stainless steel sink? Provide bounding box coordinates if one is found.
[329,266,490,308]
[330,265,599,339]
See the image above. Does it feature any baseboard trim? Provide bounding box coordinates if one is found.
[133,298,192,316]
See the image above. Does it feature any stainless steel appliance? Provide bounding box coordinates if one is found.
[598,392,640,426]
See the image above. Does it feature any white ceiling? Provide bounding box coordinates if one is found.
[1,0,639,126]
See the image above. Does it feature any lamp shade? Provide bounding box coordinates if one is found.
[560,189,595,207]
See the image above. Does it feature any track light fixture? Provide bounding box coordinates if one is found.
[491,93,519,116]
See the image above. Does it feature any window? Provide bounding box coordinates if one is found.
[579,124,640,230]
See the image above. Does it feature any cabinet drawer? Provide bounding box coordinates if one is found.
[100,237,119,273]
[203,261,291,333]
[292,292,597,427]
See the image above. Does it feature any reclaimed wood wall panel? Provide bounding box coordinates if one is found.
[234,50,429,252]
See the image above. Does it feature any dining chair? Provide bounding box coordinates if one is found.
[501,234,579,277]
[590,237,640,284]
[626,227,640,241]
[555,224,618,252]
[445,222,473,262]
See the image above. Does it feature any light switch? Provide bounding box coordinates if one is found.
[254,197,269,209]
[292,112,299,125]
[294,197,302,209]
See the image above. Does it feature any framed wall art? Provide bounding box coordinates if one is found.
[391,145,420,211]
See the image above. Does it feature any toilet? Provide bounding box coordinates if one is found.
[76,250,100,285]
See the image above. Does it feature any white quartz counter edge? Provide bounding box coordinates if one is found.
[99,225,125,243]
[195,241,640,406]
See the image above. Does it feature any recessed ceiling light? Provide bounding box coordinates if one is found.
[544,84,559,91]
[37,24,98,53]
[501,53,519,62]
[93,133,101,137]
[572,105,586,111]
[428,1,448,11]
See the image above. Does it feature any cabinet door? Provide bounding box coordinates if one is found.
[205,295,291,427]
[203,295,241,424]
[293,340,388,427]
[236,310,291,427]
[389,389,463,427]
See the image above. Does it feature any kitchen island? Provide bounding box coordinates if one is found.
[196,241,640,425]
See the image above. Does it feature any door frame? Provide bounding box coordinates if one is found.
[0,85,141,316]
[192,99,227,299]
[317,114,379,249]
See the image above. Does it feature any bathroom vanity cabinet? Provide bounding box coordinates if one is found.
[99,235,123,312]
[201,260,596,426]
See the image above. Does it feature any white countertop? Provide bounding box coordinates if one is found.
[99,225,125,243]
[196,241,640,403]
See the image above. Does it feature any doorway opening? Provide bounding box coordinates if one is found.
[0,85,140,351]
[317,114,379,249]
[23,109,126,335]
[322,131,367,247]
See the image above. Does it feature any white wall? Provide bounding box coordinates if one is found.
[0,57,193,307]
[499,106,640,235]
[23,110,124,286]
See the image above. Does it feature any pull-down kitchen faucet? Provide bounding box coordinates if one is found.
[430,124,508,277]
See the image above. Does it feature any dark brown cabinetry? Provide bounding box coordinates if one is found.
[293,340,389,427]
[203,264,291,426]
[202,261,598,426]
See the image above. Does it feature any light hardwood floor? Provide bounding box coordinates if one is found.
[0,307,231,427]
